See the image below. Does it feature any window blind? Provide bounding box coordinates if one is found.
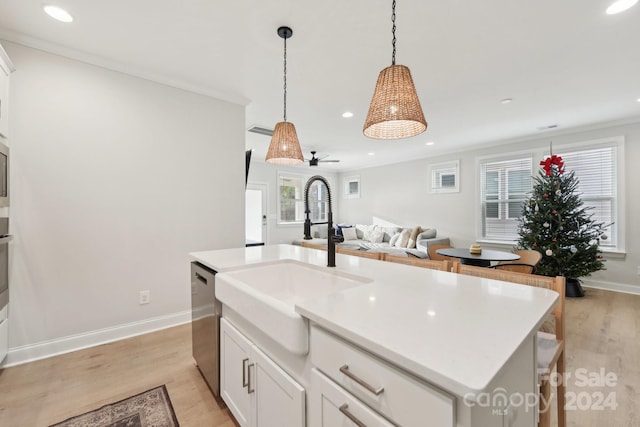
[480,156,532,241]
[434,167,457,189]
[555,146,617,247]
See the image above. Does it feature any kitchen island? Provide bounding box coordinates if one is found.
[191,244,558,427]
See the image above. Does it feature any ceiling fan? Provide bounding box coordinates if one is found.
[307,151,340,167]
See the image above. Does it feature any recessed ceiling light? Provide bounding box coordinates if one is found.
[606,0,638,14]
[368,152,375,156]
[341,111,354,118]
[500,98,513,104]
[43,5,74,22]
[637,98,640,102]
[425,141,435,146]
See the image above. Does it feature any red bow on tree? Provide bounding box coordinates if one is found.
[540,154,564,176]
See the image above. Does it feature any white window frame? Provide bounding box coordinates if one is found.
[343,175,361,199]
[475,136,625,254]
[429,160,460,193]
[276,172,333,226]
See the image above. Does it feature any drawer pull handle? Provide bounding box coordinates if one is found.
[339,404,367,427]
[339,364,384,396]
[194,272,208,284]
[247,363,255,394]
[242,358,249,387]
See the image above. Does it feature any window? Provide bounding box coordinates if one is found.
[343,175,360,199]
[480,156,532,241]
[430,160,459,193]
[277,173,329,224]
[554,143,618,248]
[477,137,624,251]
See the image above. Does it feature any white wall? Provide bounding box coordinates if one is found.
[247,160,339,245]
[339,121,640,293]
[4,42,246,364]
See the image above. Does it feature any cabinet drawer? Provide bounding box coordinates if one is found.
[310,368,394,427]
[311,326,454,427]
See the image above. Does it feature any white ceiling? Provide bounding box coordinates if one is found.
[1,0,639,170]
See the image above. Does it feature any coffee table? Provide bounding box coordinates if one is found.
[436,248,520,267]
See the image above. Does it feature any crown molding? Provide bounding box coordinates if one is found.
[0,29,250,106]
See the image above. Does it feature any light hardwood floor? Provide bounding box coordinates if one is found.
[0,323,236,427]
[0,288,637,427]
[561,288,640,427]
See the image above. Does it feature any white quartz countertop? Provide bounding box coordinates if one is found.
[190,244,558,397]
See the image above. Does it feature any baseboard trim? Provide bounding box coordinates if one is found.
[581,279,640,296]
[1,310,191,368]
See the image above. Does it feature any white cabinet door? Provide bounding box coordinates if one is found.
[220,318,252,427]
[221,318,306,427]
[309,369,394,427]
[252,345,305,427]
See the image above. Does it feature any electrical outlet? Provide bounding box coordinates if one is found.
[139,290,150,305]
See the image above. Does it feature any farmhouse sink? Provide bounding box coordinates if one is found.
[215,259,371,355]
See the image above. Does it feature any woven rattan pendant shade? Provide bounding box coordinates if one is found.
[266,121,304,165]
[265,26,304,165]
[363,64,427,139]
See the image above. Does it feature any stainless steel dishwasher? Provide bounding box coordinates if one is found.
[191,261,222,396]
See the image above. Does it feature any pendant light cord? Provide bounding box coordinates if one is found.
[391,0,396,65]
[283,34,288,122]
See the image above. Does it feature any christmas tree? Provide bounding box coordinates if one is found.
[516,153,608,283]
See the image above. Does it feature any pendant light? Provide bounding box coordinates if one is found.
[363,0,427,140]
[266,26,304,165]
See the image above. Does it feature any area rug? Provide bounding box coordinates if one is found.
[49,385,179,427]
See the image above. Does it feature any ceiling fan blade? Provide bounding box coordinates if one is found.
[307,151,339,165]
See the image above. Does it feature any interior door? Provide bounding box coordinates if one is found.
[245,183,267,245]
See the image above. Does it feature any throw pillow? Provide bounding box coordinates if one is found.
[355,224,371,240]
[342,227,358,241]
[380,226,402,242]
[336,224,353,237]
[374,229,386,243]
[394,229,411,248]
[364,227,385,243]
[418,228,437,240]
[407,226,423,249]
[389,232,401,246]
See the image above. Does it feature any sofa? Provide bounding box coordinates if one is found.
[293,223,450,258]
